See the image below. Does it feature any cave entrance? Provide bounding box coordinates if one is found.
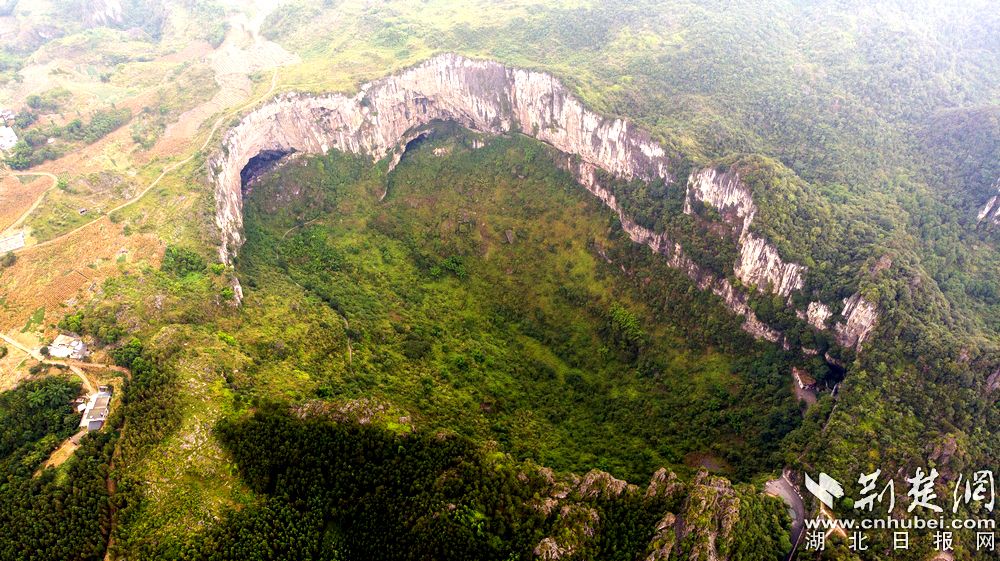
[393,121,473,168]
[241,149,295,195]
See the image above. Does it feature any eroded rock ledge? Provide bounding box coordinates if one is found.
[529,466,746,561]
[684,167,806,298]
[979,176,1000,226]
[210,53,877,349]
[681,167,878,348]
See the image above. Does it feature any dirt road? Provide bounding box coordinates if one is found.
[2,171,59,236]
[0,332,113,394]
[14,0,290,258]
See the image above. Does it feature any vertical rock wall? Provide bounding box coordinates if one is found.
[210,53,876,349]
[212,53,671,259]
[834,293,879,349]
[683,167,805,297]
[683,167,879,347]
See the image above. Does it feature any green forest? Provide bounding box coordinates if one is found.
[0,377,115,561]
[1,1,999,559]
[184,403,790,561]
[234,130,809,482]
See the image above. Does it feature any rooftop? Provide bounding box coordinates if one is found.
[79,390,113,429]
[792,367,816,387]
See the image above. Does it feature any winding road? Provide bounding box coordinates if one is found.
[2,171,59,236]
[8,68,279,256]
[766,468,805,560]
[0,332,106,394]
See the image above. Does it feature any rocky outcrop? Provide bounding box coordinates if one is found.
[736,234,806,297]
[646,467,683,500]
[534,504,602,560]
[656,470,741,561]
[683,167,886,352]
[985,367,1000,397]
[569,160,780,342]
[803,302,832,330]
[978,176,1000,226]
[684,168,805,298]
[577,469,639,500]
[834,293,879,349]
[86,0,124,27]
[526,466,770,561]
[684,168,756,237]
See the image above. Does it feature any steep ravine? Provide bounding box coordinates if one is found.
[209,53,877,349]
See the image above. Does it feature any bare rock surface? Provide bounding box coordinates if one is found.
[834,293,879,349]
[978,176,1000,226]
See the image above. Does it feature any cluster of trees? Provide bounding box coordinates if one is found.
[0,378,79,458]
[130,103,171,150]
[5,107,131,169]
[59,308,125,344]
[0,251,15,270]
[25,89,71,113]
[0,377,115,561]
[161,246,208,277]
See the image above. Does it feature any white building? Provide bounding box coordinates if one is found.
[0,126,17,151]
[79,387,113,432]
[49,334,88,359]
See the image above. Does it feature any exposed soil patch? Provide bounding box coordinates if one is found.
[39,430,84,471]
[683,451,733,473]
[0,174,52,232]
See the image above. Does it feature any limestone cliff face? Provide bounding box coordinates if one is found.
[210,53,875,349]
[212,53,670,259]
[568,159,780,342]
[681,167,884,350]
[684,168,805,298]
[683,168,756,237]
[834,293,879,349]
[978,176,1000,226]
[986,368,1000,397]
[736,234,806,298]
[804,302,832,330]
[86,0,124,27]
